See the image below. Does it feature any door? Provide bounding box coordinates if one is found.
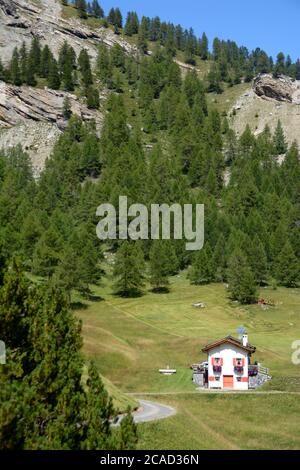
[223,375,234,389]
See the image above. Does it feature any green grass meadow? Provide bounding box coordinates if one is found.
[73,272,300,449]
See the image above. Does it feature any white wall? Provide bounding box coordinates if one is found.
[208,344,249,390]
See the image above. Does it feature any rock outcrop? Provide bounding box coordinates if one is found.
[0,0,136,173]
[253,74,300,104]
[0,0,136,64]
[230,74,300,149]
[0,81,106,174]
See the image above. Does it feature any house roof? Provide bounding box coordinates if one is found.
[202,336,256,354]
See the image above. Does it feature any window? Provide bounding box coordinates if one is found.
[214,358,221,365]
[236,358,243,366]
[215,377,220,381]
[237,377,241,382]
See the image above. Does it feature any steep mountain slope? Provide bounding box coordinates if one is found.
[0,0,135,63]
[0,0,134,173]
[230,74,300,147]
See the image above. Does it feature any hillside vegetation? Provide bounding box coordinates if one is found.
[0,0,299,452]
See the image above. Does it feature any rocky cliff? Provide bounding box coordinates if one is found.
[230,74,300,148]
[0,0,136,174]
[0,81,107,173]
[0,0,136,64]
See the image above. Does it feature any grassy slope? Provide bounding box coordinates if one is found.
[76,273,300,392]
[74,271,300,449]
[137,394,300,450]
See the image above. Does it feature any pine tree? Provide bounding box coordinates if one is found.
[32,227,62,278]
[107,8,116,25]
[28,37,41,76]
[0,262,136,450]
[81,361,115,450]
[0,57,4,81]
[78,49,93,88]
[149,241,170,292]
[228,249,258,304]
[275,241,300,287]
[274,52,285,77]
[113,242,145,297]
[91,0,104,18]
[19,42,28,83]
[48,57,61,89]
[188,242,215,285]
[114,8,123,29]
[62,95,72,120]
[86,86,100,109]
[25,53,37,86]
[124,12,139,36]
[246,235,268,285]
[117,409,138,450]
[10,47,22,86]
[207,64,223,94]
[273,120,288,154]
[199,32,209,60]
[40,45,53,78]
[97,43,111,83]
[76,0,87,19]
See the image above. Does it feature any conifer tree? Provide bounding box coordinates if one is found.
[19,42,28,83]
[273,120,288,154]
[228,249,258,304]
[62,95,72,120]
[78,49,93,88]
[86,86,100,109]
[207,64,223,94]
[91,0,104,18]
[81,361,115,450]
[76,0,88,19]
[275,241,300,287]
[149,241,170,292]
[274,52,285,77]
[97,43,111,83]
[117,409,138,450]
[0,57,4,81]
[40,45,53,78]
[48,57,61,89]
[10,47,22,86]
[246,235,268,285]
[124,12,139,36]
[28,37,41,76]
[188,242,215,285]
[199,32,209,60]
[113,242,145,297]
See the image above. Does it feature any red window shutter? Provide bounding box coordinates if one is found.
[242,358,245,367]
[212,358,215,366]
[220,358,223,366]
[233,358,236,366]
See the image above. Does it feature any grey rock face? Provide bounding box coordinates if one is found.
[253,74,300,104]
[0,81,106,174]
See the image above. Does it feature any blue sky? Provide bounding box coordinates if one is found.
[99,0,299,60]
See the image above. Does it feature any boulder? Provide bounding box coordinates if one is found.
[253,74,294,103]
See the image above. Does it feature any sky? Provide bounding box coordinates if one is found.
[99,0,299,60]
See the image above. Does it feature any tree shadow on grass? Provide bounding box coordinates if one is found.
[113,289,144,299]
[150,287,170,294]
[70,301,89,311]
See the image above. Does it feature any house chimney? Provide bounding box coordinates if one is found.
[242,334,248,347]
